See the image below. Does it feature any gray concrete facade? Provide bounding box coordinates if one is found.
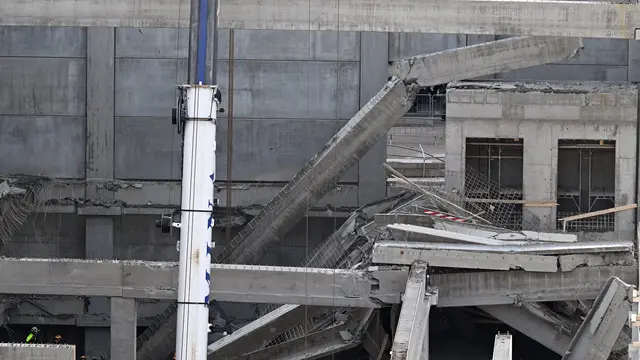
[445,81,638,241]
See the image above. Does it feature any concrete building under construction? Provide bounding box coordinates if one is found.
[1,1,640,360]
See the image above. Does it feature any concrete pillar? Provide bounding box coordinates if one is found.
[522,126,556,230]
[358,32,390,205]
[84,26,116,358]
[111,298,137,360]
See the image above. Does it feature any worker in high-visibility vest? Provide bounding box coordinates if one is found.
[54,334,63,344]
[25,327,39,343]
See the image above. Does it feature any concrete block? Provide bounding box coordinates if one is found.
[115,58,188,117]
[496,64,628,81]
[114,117,181,180]
[116,27,189,58]
[388,33,463,61]
[216,60,360,120]
[0,58,86,116]
[0,116,85,178]
[580,106,637,123]
[509,92,585,106]
[523,105,581,121]
[447,104,502,119]
[0,344,75,360]
[218,29,360,61]
[216,118,357,182]
[0,26,86,57]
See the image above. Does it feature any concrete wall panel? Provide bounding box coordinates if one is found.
[115,58,188,117]
[0,26,86,57]
[114,117,181,180]
[388,33,464,61]
[217,61,360,120]
[218,29,360,61]
[3,214,84,258]
[216,118,358,182]
[0,58,86,116]
[496,36,629,66]
[116,27,189,59]
[0,116,85,178]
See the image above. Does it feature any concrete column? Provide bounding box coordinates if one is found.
[358,32,390,205]
[111,298,137,360]
[84,26,116,358]
[522,126,556,230]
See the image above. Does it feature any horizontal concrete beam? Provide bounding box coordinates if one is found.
[372,242,634,272]
[39,180,359,216]
[4,0,639,39]
[374,240,635,256]
[0,259,634,307]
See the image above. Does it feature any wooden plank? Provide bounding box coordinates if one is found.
[559,204,637,222]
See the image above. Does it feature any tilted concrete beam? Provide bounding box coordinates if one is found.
[237,309,373,360]
[207,304,326,359]
[390,261,435,360]
[393,37,583,87]
[562,277,634,360]
[3,0,640,39]
[0,259,635,307]
[218,78,415,265]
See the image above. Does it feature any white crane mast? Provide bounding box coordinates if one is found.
[175,84,219,360]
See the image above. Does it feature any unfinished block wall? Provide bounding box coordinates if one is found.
[445,81,637,241]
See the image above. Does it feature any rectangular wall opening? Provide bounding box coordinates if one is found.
[556,139,616,232]
[464,138,524,230]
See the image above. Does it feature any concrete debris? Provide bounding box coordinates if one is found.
[448,80,638,94]
[562,277,633,360]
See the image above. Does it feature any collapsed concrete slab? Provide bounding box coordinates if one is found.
[387,223,531,246]
[562,277,634,360]
[372,241,635,272]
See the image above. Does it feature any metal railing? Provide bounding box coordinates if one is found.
[406,93,446,118]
